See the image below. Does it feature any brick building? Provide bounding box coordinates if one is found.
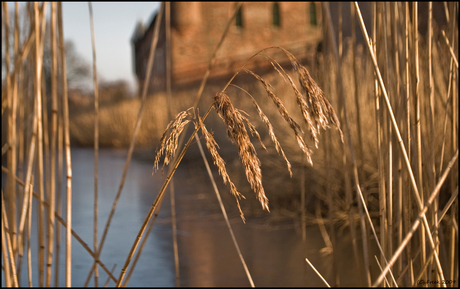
[131,2,449,95]
[131,2,323,94]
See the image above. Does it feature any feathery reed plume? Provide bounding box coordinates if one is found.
[196,116,246,221]
[214,92,269,211]
[278,48,344,143]
[244,68,314,164]
[230,84,293,177]
[153,47,342,216]
[154,109,192,173]
[267,59,320,147]
[239,111,267,151]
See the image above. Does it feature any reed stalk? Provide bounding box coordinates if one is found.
[305,257,330,287]
[164,3,181,286]
[373,150,458,286]
[121,194,165,286]
[57,2,73,286]
[2,165,119,284]
[45,3,58,287]
[13,4,26,280]
[88,2,100,287]
[33,3,46,286]
[2,190,19,287]
[354,1,447,283]
[403,5,414,282]
[427,7,437,272]
[393,2,404,277]
[83,3,164,285]
[323,3,371,285]
[3,2,19,267]
[55,70,64,287]
[412,4,428,281]
[373,3,388,283]
[116,106,212,287]
[194,130,255,287]
[382,4,394,283]
[27,176,34,287]
[120,41,343,286]
[118,5,244,286]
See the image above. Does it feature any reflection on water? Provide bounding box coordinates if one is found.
[6,148,374,287]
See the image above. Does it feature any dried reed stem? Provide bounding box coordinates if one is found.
[2,191,19,287]
[45,3,58,286]
[323,3,371,285]
[3,2,19,268]
[84,3,165,285]
[121,4,244,284]
[115,104,214,287]
[441,30,459,68]
[354,1,447,283]
[57,3,73,285]
[2,166,119,284]
[122,195,166,286]
[305,257,330,287]
[164,3,181,286]
[88,2,100,286]
[373,150,458,287]
[34,3,46,286]
[195,132,255,286]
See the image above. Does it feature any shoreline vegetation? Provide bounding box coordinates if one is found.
[2,2,458,287]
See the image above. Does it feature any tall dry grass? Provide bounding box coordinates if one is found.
[2,1,458,287]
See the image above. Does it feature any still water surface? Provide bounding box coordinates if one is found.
[8,148,371,287]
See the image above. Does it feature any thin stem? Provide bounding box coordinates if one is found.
[115,104,214,287]
[2,165,118,283]
[373,150,458,287]
[195,132,255,287]
[323,2,373,285]
[33,3,46,286]
[83,3,164,285]
[2,191,19,287]
[45,3,58,287]
[354,2,447,283]
[88,2,100,287]
[57,3,73,285]
[305,257,330,287]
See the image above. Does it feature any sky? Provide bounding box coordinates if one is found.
[5,2,161,92]
[61,2,161,91]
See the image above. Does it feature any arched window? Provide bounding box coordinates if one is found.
[235,7,243,27]
[310,3,317,26]
[273,3,281,27]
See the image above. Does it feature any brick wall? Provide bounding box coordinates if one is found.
[132,2,449,95]
[133,2,323,94]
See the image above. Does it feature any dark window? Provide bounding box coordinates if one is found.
[236,7,243,27]
[310,3,317,26]
[273,3,281,27]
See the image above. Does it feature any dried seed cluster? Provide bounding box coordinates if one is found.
[153,47,343,220]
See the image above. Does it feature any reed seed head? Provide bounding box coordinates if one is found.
[196,116,247,222]
[214,92,270,212]
[153,109,192,174]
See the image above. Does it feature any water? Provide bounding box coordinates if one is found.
[4,147,373,287]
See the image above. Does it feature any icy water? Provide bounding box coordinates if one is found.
[4,147,374,287]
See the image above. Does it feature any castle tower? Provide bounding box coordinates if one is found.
[171,2,201,35]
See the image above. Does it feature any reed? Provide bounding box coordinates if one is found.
[1,2,458,287]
